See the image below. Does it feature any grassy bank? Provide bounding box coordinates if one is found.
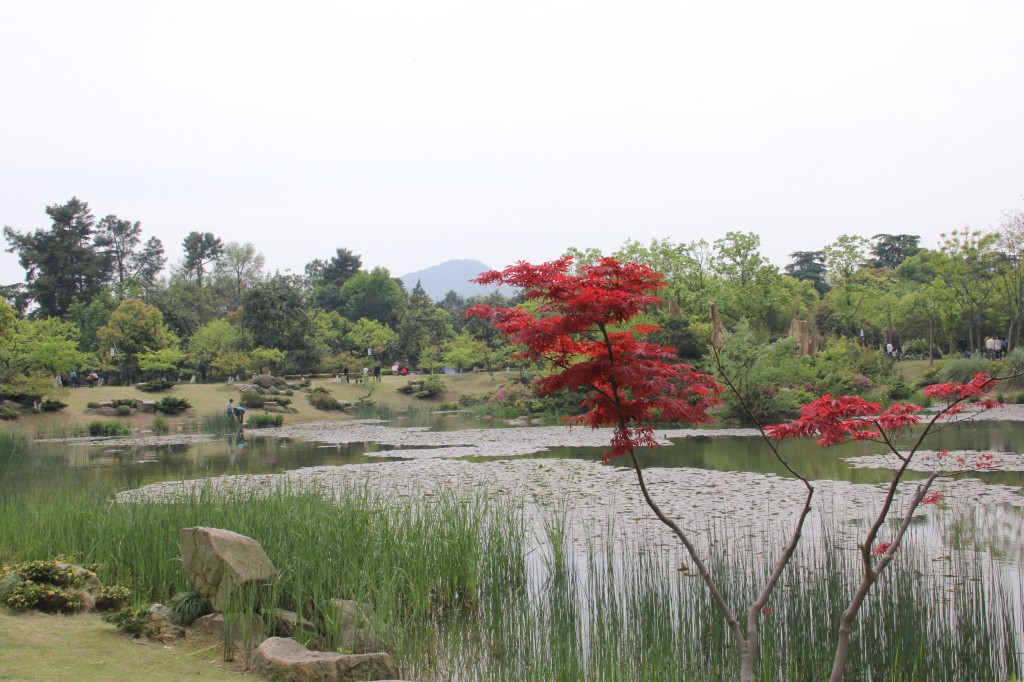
[0,609,248,681]
[5,370,510,436]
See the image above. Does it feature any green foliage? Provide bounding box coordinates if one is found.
[38,398,67,412]
[940,357,990,384]
[0,405,19,420]
[442,333,486,372]
[0,560,86,614]
[0,372,53,405]
[339,266,407,329]
[151,415,169,435]
[135,378,174,392]
[116,404,133,416]
[713,321,808,422]
[2,197,109,318]
[180,231,223,288]
[806,336,892,397]
[154,396,191,415]
[103,605,155,637]
[397,376,446,399]
[3,580,82,613]
[137,346,186,373]
[96,300,173,376]
[169,590,213,626]
[95,585,132,612]
[900,338,934,358]
[307,386,344,410]
[247,413,284,428]
[999,348,1024,391]
[240,275,313,368]
[87,420,132,437]
[110,398,136,408]
[239,391,267,408]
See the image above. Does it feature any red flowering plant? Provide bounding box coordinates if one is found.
[470,257,807,682]
[762,371,1002,681]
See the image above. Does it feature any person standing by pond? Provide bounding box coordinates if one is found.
[374,365,381,383]
[226,398,234,417]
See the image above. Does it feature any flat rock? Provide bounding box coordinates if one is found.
[253,637,399,681]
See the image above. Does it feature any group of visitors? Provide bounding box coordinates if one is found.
[225,398,246,425]
[54,370,100,388]
[985,336,1009,360]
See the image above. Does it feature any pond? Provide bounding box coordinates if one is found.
[10,412,1024,493]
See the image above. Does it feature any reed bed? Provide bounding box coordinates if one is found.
[0,430,1020,680]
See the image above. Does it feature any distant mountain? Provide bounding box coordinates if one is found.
[399,259,500,301]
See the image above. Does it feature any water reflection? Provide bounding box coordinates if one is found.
[5,416,1024,495]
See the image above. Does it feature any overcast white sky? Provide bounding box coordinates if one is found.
[2,1,1023,286]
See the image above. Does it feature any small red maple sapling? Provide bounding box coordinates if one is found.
[764,371,1003,681]
[470,257,791,682]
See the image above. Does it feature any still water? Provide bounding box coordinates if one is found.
[7,413,1024,494]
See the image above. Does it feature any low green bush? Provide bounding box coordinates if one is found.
[169,590,213,625]
[308,386,344,410]
[110,398,136,408]
[0,559,88,614]
[135,379,174,393]
[154,396,191,415]
[86,401,101,409]
[239,391,267,408]
[151,415,169,435]
[103,606,156,637]
[95,585,132,612]
[87,420,132,437]
[38,398,67,412]
[940,357,990,384]
[248,413,284,428]
[0,405,19,420]
[116,404,133,416]
[399,377,446,399]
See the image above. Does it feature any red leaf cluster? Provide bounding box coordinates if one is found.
[469,257,723,462]
[766,374,1003,448]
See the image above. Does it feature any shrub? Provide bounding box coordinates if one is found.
[239,391,267,408]
[1000,348,1024,391]
[398,377,446,399]
[154,396,191,415]
[151,415,169,435]
[169,590,213,626]
[0,560,87,614]
[86,401,101,409]
[95,585,132,612]
[39,398,67,412]
[0,405,19,420]
[103,606,154,637]
[940,357,990,384]
[110,398,136,408]
[308,386,344,410]
[3,581,82,613]
[135,379,174,393]
[248,414,284,428]
[87,420,132,437]
[116,404,133,416]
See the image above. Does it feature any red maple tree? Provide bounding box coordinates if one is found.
[469,257,722,457]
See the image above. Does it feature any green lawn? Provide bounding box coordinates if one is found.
[0,610,247,681]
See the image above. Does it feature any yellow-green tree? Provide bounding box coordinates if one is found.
[96,300,172,383]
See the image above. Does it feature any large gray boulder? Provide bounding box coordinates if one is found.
[253,637,400,682]
[253,374,278,389]
[180,527,277,611]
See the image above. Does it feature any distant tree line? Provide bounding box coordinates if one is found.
[2,196,1023,407]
